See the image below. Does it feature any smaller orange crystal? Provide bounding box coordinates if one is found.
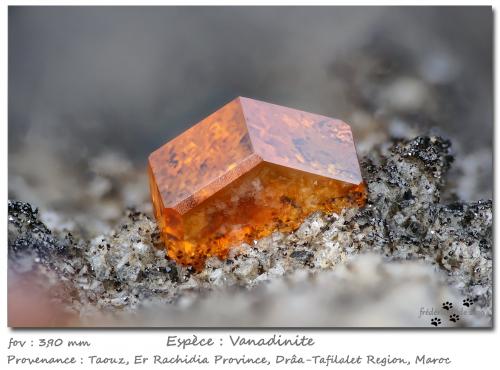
[148,97,366,269]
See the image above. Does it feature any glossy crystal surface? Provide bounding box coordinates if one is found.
[148,97,366,269]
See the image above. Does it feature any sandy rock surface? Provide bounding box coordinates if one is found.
[8,136,492,327]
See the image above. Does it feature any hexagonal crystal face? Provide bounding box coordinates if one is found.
[148,97,366,269]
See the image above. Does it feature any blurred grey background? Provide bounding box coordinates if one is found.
[8,6,493,233]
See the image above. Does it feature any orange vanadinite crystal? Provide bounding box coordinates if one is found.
[148,97,366,269]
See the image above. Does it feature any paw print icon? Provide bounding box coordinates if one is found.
[442,301,453,310]
[430,317,442,327]
[463,298,474,307]
[449,314,460,323]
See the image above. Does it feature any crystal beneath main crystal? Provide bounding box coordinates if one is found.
[148,97,366,269]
